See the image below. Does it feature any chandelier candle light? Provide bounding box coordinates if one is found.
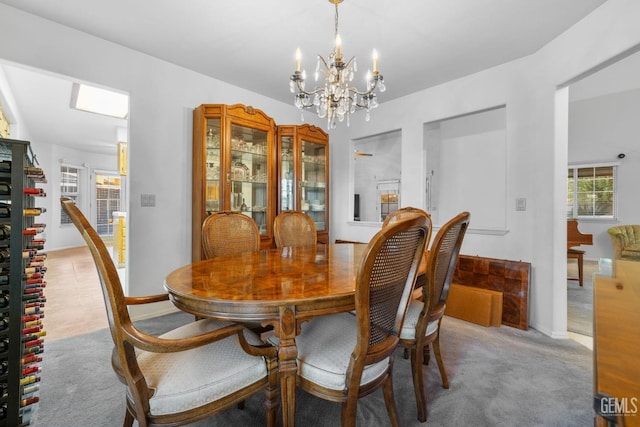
[289,0,385,129]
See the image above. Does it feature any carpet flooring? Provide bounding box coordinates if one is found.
[32,311,594,427]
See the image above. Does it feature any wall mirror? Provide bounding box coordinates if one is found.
[352,130,401,222]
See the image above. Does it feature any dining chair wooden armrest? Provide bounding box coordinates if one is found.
[124,293,170,305]
[237,332,278,358]
[121,322,246,354]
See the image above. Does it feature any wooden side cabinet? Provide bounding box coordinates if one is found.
[192,104,276,260]
[593,260,640,427]
[277,125,330,244]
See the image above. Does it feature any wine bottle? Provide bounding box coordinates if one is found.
[0,293,8,308]
[0,225,10,239]
[0,161,11,173]
[21,383,39,395]
[23,188,45,196]
[0,204,10,218]
[0,183,9,196]
[23,227,44,236]
[0,360,7,375]
[0,317,7,331]
[241,198,247,211]
[20,354,41,365]
[24,166,44,176]
[24,208,46,216]
[20,396,39,407]
[19,375,39,387]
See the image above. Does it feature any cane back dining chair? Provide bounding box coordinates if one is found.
[60,198,279,427]
[273,210,317,248]
[381,206,431,228]
[398,211,470,422]
[202,211,260,258]
[382,206,433,294]
[292,215,430,427]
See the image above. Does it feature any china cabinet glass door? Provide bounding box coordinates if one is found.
[300,139,327,232]
[277,124,329,243]
[193,104,276,260]
[229,124,269,234]
[204,118,221,215]
[279,136,295,211]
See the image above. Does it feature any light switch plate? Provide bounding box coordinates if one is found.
[141,194,156,207]
[516,198,526,211]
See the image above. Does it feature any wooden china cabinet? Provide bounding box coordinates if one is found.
[277,125,329,244]
[192,104,276,260]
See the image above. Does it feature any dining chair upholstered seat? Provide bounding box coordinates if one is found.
[398,211,470,423]
[273,210,317,248]
[280,215,430,427]
[135,319,267,416]
[202,211,260,258]
[61,198,279,427]
[295,313,391,390]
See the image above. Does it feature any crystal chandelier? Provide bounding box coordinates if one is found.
[289,0,385,129]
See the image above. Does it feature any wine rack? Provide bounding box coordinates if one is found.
[0,139,46,426]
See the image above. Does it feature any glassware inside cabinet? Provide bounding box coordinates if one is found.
[300,139,326,231]
[279,136,294,211]
[205,118,221,214]
[230,124,268,233]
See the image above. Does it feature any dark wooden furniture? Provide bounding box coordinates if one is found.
[292,215,429,427]
[165,243,371,427]
[453,255,531,330]
[593,260,640,427]
[273,210,317,248]
[62,198,279,427]
[202,211,260,258]
[567,219,593,286]
[399,212,470,422]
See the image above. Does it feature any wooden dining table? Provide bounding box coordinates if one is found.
[164,243,369,427]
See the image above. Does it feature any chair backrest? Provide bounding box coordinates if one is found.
[273,210,317,248]
[60,197,141,391]
[423,212,470,312]
[202,211,260,258]
[353,215,429,367]
[382,206,431,229]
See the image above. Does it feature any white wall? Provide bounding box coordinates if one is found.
[568,89,640,260]
[425,107,507,229]
[0,3,310,318]
[331,0,640,337]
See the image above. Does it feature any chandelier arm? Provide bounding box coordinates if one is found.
[293,79,327,97]
[348,79,379,96]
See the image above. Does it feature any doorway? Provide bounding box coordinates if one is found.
[562,47,640,342]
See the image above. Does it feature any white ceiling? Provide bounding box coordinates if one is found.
[0,0,620,153]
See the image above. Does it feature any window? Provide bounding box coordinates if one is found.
[567,164,616,219]
[60,165,80,224]
[95,173,121,236]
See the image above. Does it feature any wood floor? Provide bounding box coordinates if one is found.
[44,246,108,341]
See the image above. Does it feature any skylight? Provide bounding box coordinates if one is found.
[70,83,129,119]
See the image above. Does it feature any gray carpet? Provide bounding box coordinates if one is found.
[33,312,594,426]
